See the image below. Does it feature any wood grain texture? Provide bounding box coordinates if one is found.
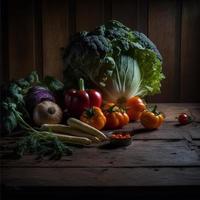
[76,0,104,32]
[42,0,68,80]
[7,0,36,80]
[2,140,200,168]
[180,0,200,102]
[148,0,180,103]
[156,103,200,121]
[33,0,43,78]
[2,139,200,168]
[0,0,3,84]
[103,0,112,22]
[112,0,138,29]
[68,0,76,39]
[2,167,200,187]
[137,0,148,34]
[1,0,200,103]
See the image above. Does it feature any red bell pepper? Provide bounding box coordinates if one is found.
[64,78,102,117]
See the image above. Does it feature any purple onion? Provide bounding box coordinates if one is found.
[25,86,55,113]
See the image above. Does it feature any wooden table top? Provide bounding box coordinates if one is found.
[1,103,200,199]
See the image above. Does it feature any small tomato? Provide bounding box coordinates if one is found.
[178,113,192,125]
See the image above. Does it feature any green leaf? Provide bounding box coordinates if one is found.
[42,76,64,92]
[3,113,18,134]
[16,79,30,89]
[25,71,39,84]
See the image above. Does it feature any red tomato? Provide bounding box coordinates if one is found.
[178,113,191,125]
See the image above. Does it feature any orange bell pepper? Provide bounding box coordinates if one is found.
[140,105,164,129]
[103,103,129,130]
[126,96,146,121]
[80,106,106,130]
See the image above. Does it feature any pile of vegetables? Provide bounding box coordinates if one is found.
[1,71,73,158]
[1,71,40,134]
[1,71,64,134]
[1,20,167,159]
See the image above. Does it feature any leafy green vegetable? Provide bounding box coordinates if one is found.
[25,70,39,85]
[1,71,40,134]
[41,75,64,92]
[63,20,165,103]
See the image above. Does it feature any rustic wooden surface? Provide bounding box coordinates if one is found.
[1,103,200,199]
[1,0,200,103]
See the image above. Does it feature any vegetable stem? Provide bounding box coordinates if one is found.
[85,108,95,118]
[79,78,85,91]
[152,105,157,113]
[13,110,37,133]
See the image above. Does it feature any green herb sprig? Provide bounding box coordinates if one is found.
[15,132,72,160]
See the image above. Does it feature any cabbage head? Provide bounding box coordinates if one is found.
[63,20,165,103]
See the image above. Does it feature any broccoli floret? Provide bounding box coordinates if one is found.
[64,34,111,60]
[133,31,162,61]
[63,31,113,88]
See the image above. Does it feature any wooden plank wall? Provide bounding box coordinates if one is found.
[1,0,200,102]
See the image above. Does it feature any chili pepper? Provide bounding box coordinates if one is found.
[111,133,131,139]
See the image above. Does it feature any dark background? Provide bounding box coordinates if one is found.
[1,0,200,102]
